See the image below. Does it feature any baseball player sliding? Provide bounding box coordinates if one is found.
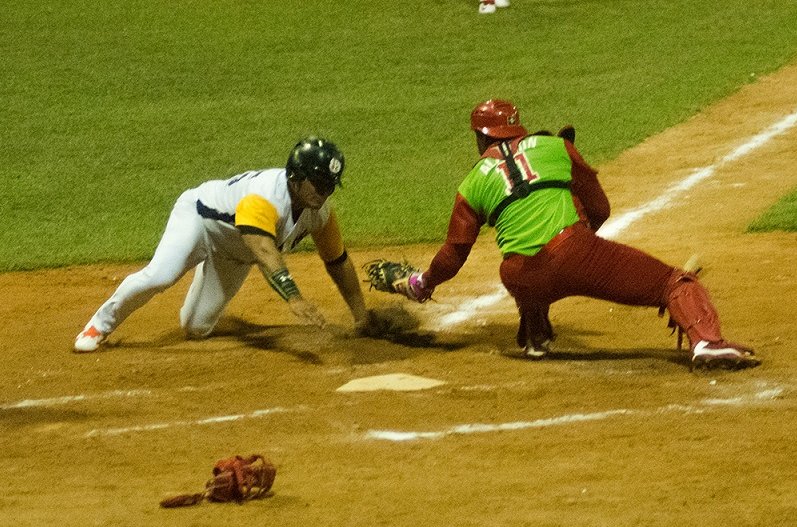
[74,136,368,353]
[372,99,759,370]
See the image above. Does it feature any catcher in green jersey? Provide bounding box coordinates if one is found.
[384,99,759,370]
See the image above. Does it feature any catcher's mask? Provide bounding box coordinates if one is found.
[286,136,345,195]
[470,99,528,139]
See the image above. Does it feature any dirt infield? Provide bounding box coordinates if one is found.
[2,64,796,526]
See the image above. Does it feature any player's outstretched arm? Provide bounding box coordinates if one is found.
[242,233,326,328]
[309,210,367,327]
[322,252,368,326]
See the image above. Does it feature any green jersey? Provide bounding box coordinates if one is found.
[458,135,580,256]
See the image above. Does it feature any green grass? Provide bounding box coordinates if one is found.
[747,188,797,232]
[2,0,797,270]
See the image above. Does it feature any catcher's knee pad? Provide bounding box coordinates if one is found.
[665,272,722,346]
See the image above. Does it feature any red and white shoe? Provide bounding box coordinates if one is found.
[74,324,107,353]
[479,1,497,14]
[691,340,760,370]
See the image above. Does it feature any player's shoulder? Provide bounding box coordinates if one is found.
[518,133,564,149]
[245,168,289,197]
[246,167,285,183]
[470,155,500,175]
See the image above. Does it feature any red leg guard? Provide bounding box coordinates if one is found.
[665,271,723,349]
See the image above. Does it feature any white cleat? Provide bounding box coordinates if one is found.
[74,324,107,353]
[479,1,497,14]
[523,339,551,360]
[691,340,760,370]
[495,0,511,7]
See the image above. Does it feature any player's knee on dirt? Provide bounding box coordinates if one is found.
[179,307,217,339]
[181,320,214,339]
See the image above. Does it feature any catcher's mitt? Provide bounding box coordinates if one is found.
[160,454,276,508]
[362,259,432,303]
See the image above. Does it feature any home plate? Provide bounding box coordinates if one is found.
[336,373,446,392]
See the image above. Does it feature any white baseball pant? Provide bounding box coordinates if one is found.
[87,189,251,339]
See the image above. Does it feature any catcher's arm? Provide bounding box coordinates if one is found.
[530,125,575,142]
[565,141,609,231]
[362,195,481,303]
[557,125,576,143]
[242,233,326,327]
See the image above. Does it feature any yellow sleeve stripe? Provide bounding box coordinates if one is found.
[235,194,279,237]
[311,209,345,262]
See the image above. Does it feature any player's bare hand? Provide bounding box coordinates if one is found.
[288,297,326,328]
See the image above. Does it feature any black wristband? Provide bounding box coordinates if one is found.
[267,269,300,301]
[324,249,348,268]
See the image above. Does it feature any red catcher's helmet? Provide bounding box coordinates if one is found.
[470,99,527,139]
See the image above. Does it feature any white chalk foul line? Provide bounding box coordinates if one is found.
[366,409,634,442]
[364,386,784,442]
[84,406,296,438]
[1,389,152,410]
[437,286,507,327]
[597,110,797,240]
[435,109,797,328]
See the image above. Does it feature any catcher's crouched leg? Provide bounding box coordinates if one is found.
[516,304,555,360]
[664,270,759,370]
[664,271,722,347]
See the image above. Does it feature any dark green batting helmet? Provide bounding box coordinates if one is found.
[286,136,345,194]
